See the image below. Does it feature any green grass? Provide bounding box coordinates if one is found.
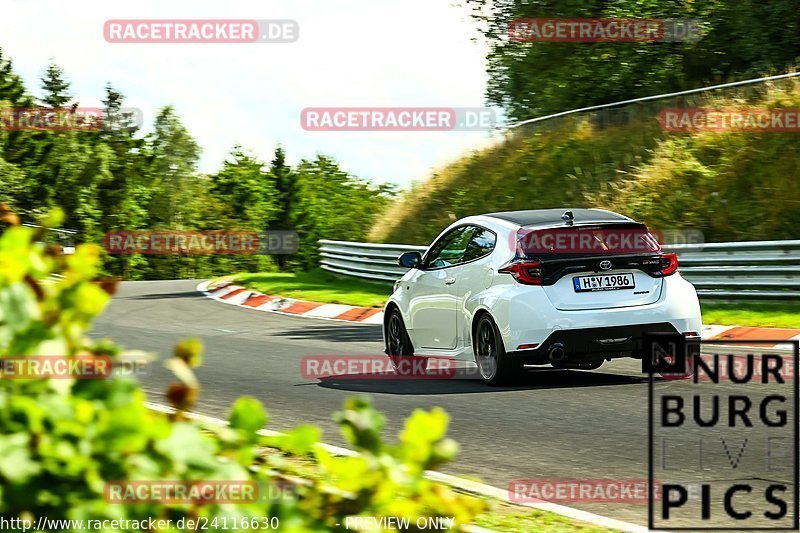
[260,446,615,532]
[473,502,614,532]
[230,269,391,308]
[701,301,800,329]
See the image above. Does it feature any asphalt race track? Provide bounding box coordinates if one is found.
[92,280,797,529]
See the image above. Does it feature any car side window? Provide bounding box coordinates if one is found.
[463,227,496,262]
[423,226,475,269]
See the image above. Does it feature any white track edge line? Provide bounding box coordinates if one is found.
[145,402,650,532]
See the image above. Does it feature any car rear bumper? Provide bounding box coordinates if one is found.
[509,322,683,364]
[491,274,702,357]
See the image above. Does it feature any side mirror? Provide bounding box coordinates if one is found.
[398,251,422,269]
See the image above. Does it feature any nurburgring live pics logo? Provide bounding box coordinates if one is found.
[645,334,799,530]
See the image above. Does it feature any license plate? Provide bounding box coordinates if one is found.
[573,273,635,292]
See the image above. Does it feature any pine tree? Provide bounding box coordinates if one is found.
[0,48,31,106]
[210,146,276,228]
[270,146,297,269]
[99,84,146,228]
[0,48,38,172]
[40,63,72,108]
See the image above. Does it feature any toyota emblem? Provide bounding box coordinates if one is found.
[599,260,612,271]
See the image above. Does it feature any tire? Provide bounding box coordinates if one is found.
[473,314,519,386]
[386,309,428,375]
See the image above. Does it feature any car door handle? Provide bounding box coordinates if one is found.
[445,278,456,285]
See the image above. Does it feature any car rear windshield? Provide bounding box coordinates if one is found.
[515,223,661,259]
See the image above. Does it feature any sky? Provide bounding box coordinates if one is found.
[0,0,500,187]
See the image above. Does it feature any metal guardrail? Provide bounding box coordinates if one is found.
[23,224,78,255]
[319,239,800,299]
[319,240,427,282]
[506,71,800,130]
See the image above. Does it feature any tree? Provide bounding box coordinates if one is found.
[94,85,149,277]
[0,47,397,279]
[0,48,34,212]
[0,48,30,106]
[466,0,800,121]
[98,84,148,231]
[139,107,203,278]
[268,146,297,269]
[40,62,73,108]
[143,106,202,228]
[293,155,395,269]
[209,146,277,229]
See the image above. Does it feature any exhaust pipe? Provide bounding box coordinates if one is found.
[548,343,566,362]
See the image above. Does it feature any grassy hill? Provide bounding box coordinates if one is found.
[369,79,800,245]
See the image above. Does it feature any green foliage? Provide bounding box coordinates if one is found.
[370,80,800,245]
[467,0,800,121]
[0,219,483,530]
[0,49,393,280]
[269,146,297,271]
[293,155,396,269]
[40,63,72,108]
[209,147,278,230]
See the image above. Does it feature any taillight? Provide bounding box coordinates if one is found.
[660,253,678,276]
[499,260,543,285]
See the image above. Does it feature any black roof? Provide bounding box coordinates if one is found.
[484,208,634,227]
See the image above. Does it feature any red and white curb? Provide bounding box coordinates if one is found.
[702,324,800,345]
[197,280,384,325]
[198,280,800,343]
[146,401,649,533]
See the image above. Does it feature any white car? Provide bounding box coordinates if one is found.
[383,208,702,385]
